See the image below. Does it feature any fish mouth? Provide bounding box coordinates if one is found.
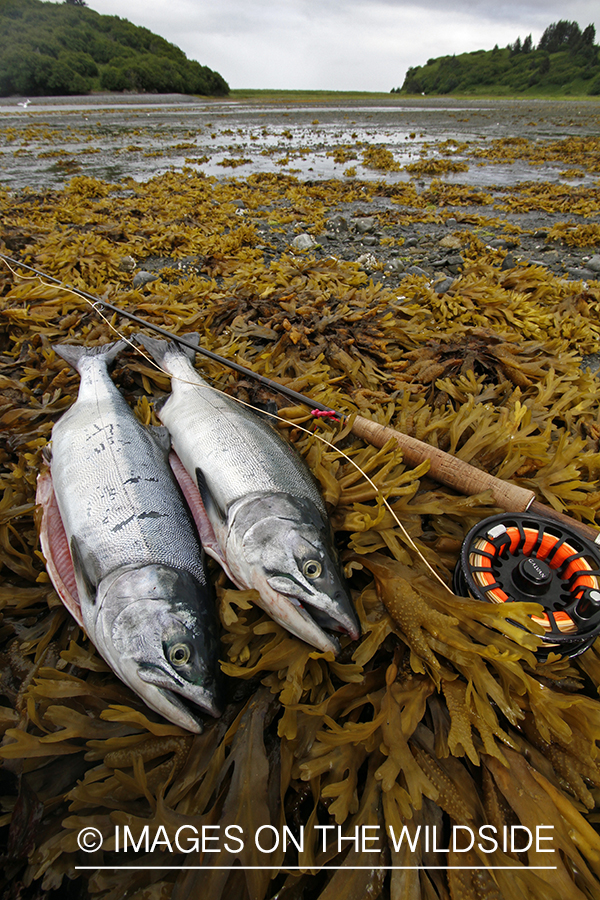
[262,575,360,651]
[155,688,213,734]
[137,664,221,730]
[301,596,360,642]
[253,581,353,654]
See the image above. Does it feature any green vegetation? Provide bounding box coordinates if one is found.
[395,20,600,97]
[0,0,229,97]
[229,89,397,102]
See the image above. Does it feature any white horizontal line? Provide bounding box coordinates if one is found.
[75,866,558,871]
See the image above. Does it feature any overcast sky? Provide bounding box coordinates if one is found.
[58,1,600,91]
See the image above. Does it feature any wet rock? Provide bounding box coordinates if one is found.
[439,235,462,250]
[327,215,348,233]
[132,270,159,289]
[291,233,318,251]
[488,238,510,250]
[540,251,559,264]
[385,259,405,274]
[361,235,378,247]
[565,267,591,281]
[445,217,458,228]
[434,277,455,294]
[446,254,464,274]
[586,255,600,273]
[404,237,418,248]
[353,216,376,234]
[406,265,428,277]
[501,254,517,271]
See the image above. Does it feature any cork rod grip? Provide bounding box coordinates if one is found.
[351,415,530,509]
[350,415,600,543]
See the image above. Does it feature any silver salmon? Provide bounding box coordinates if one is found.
[38,341,221,732]
[136,333,360,654]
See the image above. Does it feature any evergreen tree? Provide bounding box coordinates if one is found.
[538,20,581,52]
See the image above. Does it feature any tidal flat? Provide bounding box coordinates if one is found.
[1,91,600,190]
[1,92,600,900]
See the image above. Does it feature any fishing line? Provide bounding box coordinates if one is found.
[1,253,454,593]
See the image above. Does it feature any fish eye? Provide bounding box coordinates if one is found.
[303,559,322,579]
[168,642,192,667]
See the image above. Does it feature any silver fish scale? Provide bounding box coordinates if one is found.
[51,357,206,589]
[160,377,326,517]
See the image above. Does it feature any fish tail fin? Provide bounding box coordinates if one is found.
[135,332,199,365]
[52,340,126,372]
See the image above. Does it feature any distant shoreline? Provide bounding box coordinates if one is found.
[2,90,600,111]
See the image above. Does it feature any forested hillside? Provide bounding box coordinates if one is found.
[395,20,600,96]
[0,0,229,96]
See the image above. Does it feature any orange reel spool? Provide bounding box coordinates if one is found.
[453,514,600,658]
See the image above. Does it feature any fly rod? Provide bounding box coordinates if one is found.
[3,252,598,543]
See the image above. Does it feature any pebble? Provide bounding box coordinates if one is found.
[327,215,348,233]
[445,217,458,227]
[586,255,600,273]
[445,254,464,274]
[353,217,377,234]
[501,254,517,271]
[434,277,455,294]
[385,259,405,274]
[361,235,378,246]
[404,237,418,248]
[565,267,591,281]
[439,235,462,250]
[291,233,318,251]
[132,270,159,288]
[406,265,428,277]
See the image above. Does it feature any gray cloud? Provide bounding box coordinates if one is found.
[51,1,600,90]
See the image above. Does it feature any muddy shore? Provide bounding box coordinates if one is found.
[2,93,599,286]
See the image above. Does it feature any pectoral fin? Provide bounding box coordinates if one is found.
[36,470,84,627]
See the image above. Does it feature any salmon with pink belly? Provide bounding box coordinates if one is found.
[136,333,360,654]
[37,341,221,733]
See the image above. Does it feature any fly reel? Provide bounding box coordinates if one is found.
[453,513,600,659]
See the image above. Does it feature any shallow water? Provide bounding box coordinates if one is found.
[0,93,598,191]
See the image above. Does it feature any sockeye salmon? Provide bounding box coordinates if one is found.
[136,333,360,654]
[37,341,221,732]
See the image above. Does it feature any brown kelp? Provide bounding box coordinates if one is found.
[1,167,600,900]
